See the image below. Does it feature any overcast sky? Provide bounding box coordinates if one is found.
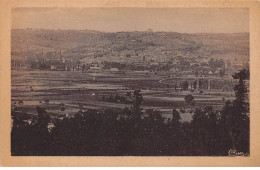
[12,8,249,33]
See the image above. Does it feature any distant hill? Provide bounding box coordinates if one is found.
[11,29,249,62]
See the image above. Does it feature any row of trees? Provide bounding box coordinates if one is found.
[208,58,225,70]
[11,69,249,156]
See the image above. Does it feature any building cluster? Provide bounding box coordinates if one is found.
[11,41,249,81]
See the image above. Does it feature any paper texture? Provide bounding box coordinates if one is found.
[1,0,260,167]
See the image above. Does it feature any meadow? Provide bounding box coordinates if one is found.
[11,70,235,122]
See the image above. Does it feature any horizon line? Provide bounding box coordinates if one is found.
[11,28,250,34]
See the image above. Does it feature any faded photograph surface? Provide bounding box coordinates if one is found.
[11,8,250,156]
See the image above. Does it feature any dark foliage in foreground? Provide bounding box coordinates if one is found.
[11,69,249,156]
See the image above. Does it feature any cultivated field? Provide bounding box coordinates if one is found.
[11,70,236,122]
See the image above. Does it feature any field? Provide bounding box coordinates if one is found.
[11,70,236,122]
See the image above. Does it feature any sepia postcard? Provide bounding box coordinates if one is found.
[1,0,260,167]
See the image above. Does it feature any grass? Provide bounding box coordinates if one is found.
[12,70,234,121]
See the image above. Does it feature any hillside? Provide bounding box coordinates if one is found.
[11,29,249,62]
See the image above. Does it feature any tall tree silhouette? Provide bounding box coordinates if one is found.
[132,90,143,120]
[219,69,249,154]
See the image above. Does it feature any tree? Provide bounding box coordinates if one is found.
[184,94,194,105]
[82,64,86,71]
[208,58,215,69]
[190,100,196,106]
[233,69,249,105]
[219,69,250,154]
[132,90,143,120]
[182,81,189,90]
[44,99,50,104]
[191,106,219,155]
[193,81,197,89]
[60,107,65,111]
[218,59,225,68]
[12,107,51,155]
[171,109,181,126]
[34,107,51,147]
[163,109,182,155]
[126,91,132,98]
[220,69,225,77]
